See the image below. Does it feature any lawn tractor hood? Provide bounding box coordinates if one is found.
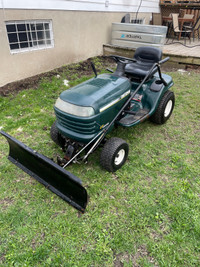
[54,73,131,143]
[55,74,131,116]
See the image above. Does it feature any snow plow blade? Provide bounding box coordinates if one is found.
[0,131,88,213]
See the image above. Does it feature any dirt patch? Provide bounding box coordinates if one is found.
[0,254,6,265]
[0,197,14,210]
[114,245,159,266]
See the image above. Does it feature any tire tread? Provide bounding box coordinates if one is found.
[100,137,129,172]
[150,90,175,124]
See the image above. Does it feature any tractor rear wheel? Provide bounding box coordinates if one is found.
[50,121,65,147]
[100,137,129,172]
[150,90,175,124]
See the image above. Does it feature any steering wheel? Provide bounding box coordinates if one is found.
[109,55,136,64]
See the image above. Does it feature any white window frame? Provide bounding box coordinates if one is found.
[5,20,54,54]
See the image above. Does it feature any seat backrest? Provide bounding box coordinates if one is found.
[172,13,180,32]
[183,14,194,19]
[124,47,162,80]
[134,46,162,64]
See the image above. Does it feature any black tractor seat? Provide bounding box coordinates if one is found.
[125,46,163,81]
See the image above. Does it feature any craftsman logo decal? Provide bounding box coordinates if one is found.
[100,90,131,113]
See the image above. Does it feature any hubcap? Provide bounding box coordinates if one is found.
[114,149,125,165]
[164,100,173,117]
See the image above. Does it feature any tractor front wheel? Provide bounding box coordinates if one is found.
[150,90,175,124]
[50,121,65,147]
[100,137,129,172]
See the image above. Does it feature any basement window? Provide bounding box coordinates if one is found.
[5,20,54,53]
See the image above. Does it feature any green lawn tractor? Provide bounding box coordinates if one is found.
[1,46,175,213]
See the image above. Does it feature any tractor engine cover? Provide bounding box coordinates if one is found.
[54,73,131,143]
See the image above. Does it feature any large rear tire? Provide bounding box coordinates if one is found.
[100,137,129,172]
[150,90,175,124]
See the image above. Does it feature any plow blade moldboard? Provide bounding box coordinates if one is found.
[0,131,88,213]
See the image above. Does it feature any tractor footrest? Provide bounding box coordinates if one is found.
[119,109,150,126]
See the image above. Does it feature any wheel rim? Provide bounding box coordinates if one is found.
[114,149,125,165]
[164,100,173,117]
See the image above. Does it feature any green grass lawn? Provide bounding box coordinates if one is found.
[0,61,200,266]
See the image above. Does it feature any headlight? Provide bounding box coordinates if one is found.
[55,97,95,117]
